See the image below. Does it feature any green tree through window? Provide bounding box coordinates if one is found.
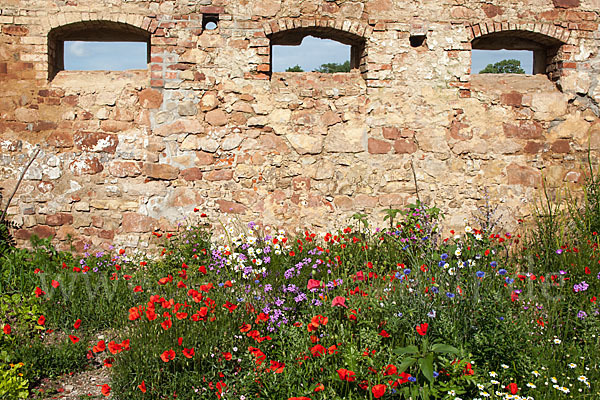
[479,59,525,74]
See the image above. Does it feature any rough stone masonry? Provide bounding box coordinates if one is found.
[1,0,600,251]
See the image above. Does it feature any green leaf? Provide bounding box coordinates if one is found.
[418,353,434,383]
[396,357,417,374]
[394,345,418,355]
[431,343,459,354]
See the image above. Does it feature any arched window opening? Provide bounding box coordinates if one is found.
[269,27,365,76]
[472,31,564,78]
[48,21,150,80]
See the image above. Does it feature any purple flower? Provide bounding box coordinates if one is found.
[264,284,272,293]
[573,281,589,292]
[294,292,307,303]
[556,249,563,254]
[577,310,587,319]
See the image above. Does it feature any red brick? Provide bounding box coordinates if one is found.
[204,169,233,181]
[368,138,392,154]
[46,213,74,226]
[122,212,158,233]
[503,121,543,139]
[74,131,119,153]
[552,0,580,8]
[32,225,55,239]
[2,26,29,36]
[180,167,203,181]
[216,200,246,214]
[500,91,523,106]
[47,131,74,148]
[551,140,571,153]
[393,139,418,154]
[382,127,400,140]
[69,157,104,175]
[524,141,543,153]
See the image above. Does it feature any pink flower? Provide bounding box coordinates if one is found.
[331,296,347,308]
[307,279,321,290]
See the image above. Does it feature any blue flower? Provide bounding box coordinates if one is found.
[408,376,417,382]
[441,253,448,260]
[446,292,455,299]
[404,268,411,275]
[476,271,485,278]
[431,287,439,294]
[490,261,497,268]
[505,277,514,285]
[433,371,439,378]
[498,268,507,275]
[438,261,445,267]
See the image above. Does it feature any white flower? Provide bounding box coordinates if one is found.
[489,371,498,378]
[465,225,472,233]
[532,370,540,377]
[577,375,587,382]
[527,383,536,388]
[551,377,558,384]
[448,390,456,396]
[568,363,577,369]
[553,338,561,345]
[501,364,509,369]
[455,248,462,257]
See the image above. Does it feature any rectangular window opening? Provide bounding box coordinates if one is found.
[472,49,534,75]
[272,36,353,73]
[63,41,149,71]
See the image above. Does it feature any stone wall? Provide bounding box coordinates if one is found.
[1,0,600,251]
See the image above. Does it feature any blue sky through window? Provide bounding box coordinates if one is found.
[64,41,147,70]
[64,40,534,74]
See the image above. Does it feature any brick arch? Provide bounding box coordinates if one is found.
[254,18,372,78]
[467,22,572,79]
[46,14,157,80]
[467,21,571,44]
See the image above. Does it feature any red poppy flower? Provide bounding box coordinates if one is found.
[120,339,130,351]
[51,280,60,288]
[269,360,285,373]
[307,279,321,290]
[161,319,172,331]
[183,348,195,359]
[310,344,326,357]
[379,329,390,338]
[134,285,143,292]
[222,352,232,360]
[93,340,106,353]
[3,324,11,335]
[100,384,110,396]
[240,323,251,333]
[372,384,386,399]
[103,357,114,368]
[160,349,176,362]
[397,372,411,384]
[119,249,125,255]
[506,383,518,394]
[138,381,146,393]
[223,301,238,313]
[416,323,428,336]
[383,364,397,376]
[38,315,46,326]
[74,319,81,330]
[331,296,348,308]
[35,287,45,297]
[69,335,79,344]
[129,307,141,321]
[198,265,207,274]
[314,383,324,392]
[337,368,356,382]
[107,341,122,355]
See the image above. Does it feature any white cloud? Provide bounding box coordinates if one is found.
[67,41,87,57]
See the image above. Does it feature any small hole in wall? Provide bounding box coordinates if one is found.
[203,14,219,31]
[409,35,426,48]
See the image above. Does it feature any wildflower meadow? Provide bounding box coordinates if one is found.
[1,177,600,399]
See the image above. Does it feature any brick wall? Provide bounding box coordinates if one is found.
[1,0,600,250]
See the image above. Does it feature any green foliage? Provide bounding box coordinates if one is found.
[479,59,526,74]
[285,64,304,72]
[314,60,351,73]
[0,362,29,400]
